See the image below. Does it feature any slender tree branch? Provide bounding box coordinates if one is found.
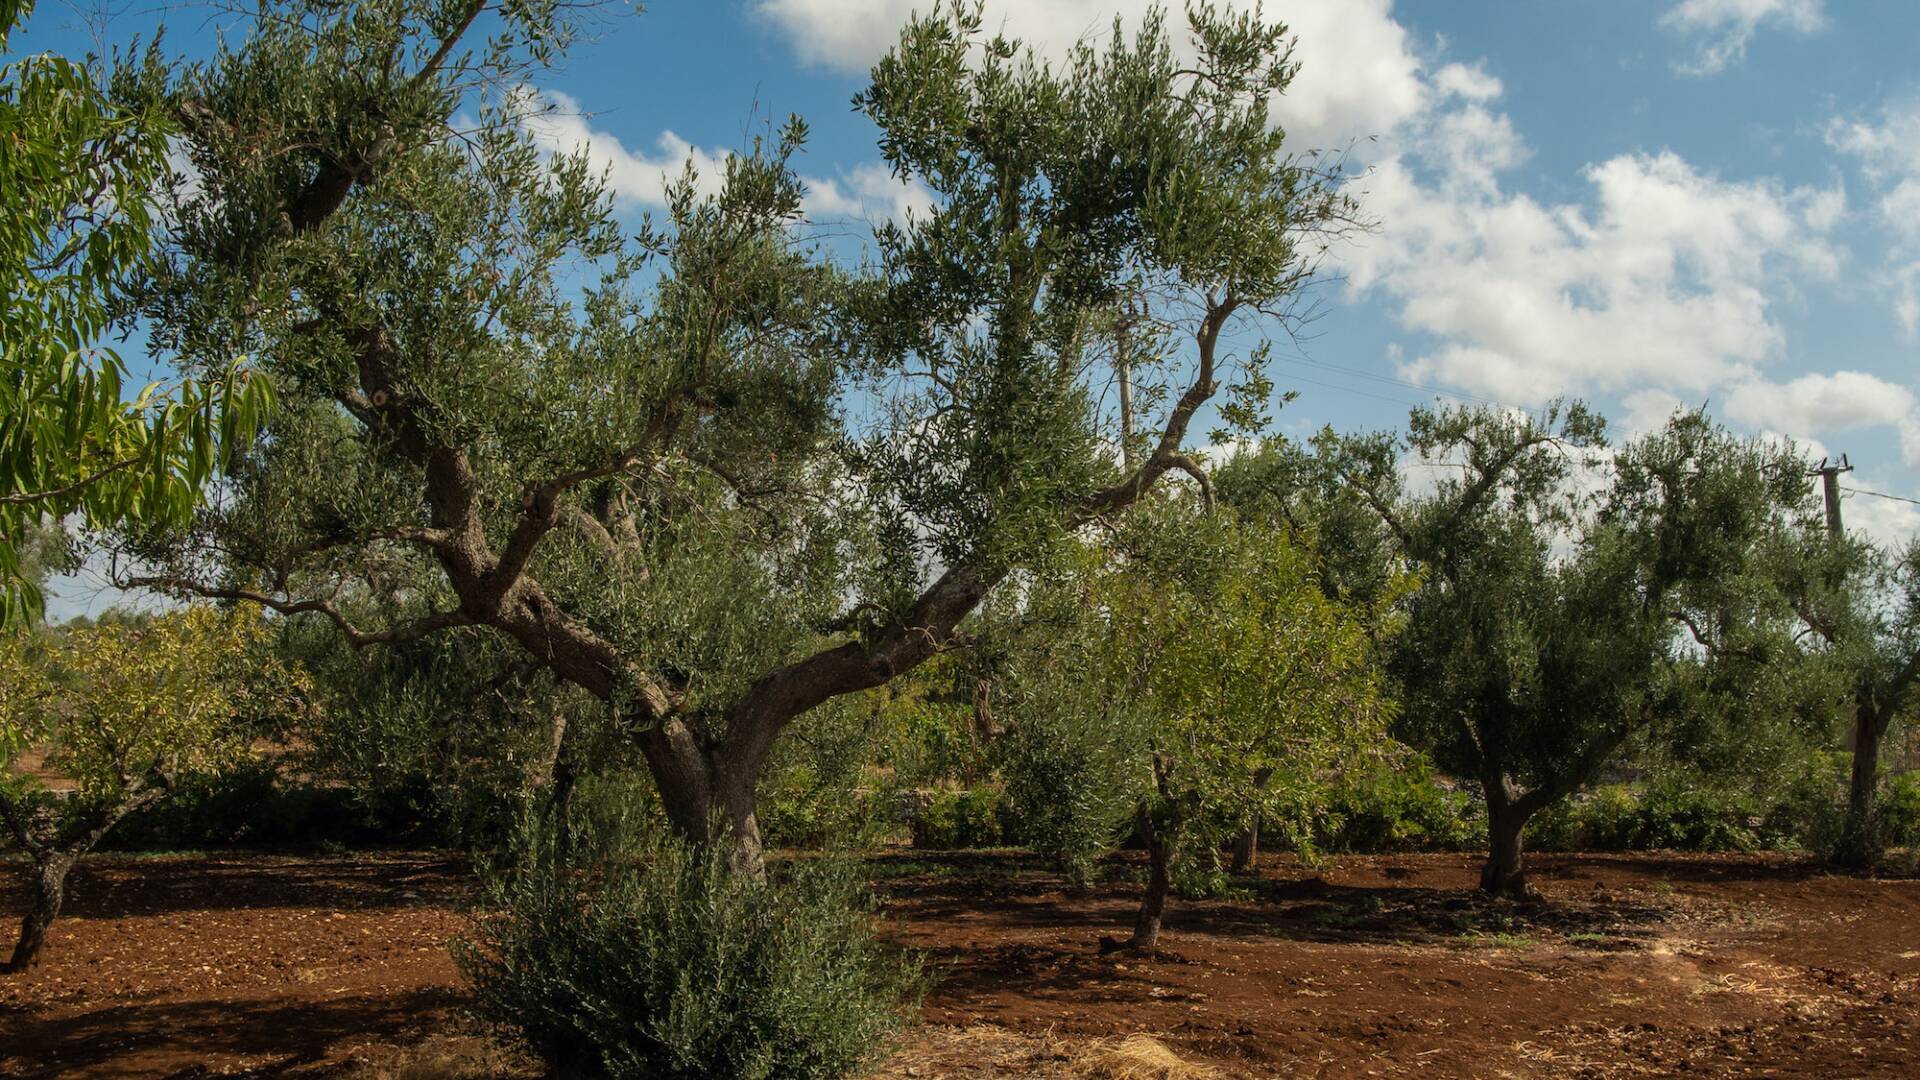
[119,576,472,647]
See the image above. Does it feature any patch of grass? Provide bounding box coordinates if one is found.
[1461,930,1533,949]
[1299,904,1369,929]
[1565,931,1612,947]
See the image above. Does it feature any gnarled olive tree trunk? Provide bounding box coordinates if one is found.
[1479,774,1544,902]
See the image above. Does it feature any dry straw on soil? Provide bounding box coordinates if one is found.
[875,1025,1225,1080]
[1072,1033,1224,1080]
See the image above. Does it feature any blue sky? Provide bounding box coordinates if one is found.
[18,0,1920,612]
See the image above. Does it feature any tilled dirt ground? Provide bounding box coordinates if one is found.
[0,849,1915,1078]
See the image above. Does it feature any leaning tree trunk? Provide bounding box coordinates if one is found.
[5,853,77,973]
[2,781,168,973]
[1835,700,1889,869]
[1108,802,1177,953]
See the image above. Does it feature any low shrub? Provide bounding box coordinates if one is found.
[1317,756,1483,853]
[909,787,1004,850]
[1531,780,1802,853]
[1879,770,1920,848]
[95,761,448,851]
[457,820,920,1080]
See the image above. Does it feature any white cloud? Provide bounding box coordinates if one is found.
[1829,101,1920,336]
[801,162,933,225]
[1431,62,1503,104]
[517,87,928,226]
[1346,141,1843,406]
[1657,0,1825,76]
[1723,371,1917,438]
[519,88,732,208]
[753,0,1428,149]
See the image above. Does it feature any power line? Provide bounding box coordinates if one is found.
[1272,353,1520,411]
[1843,485,1920,507]
[1278,371,1430,410]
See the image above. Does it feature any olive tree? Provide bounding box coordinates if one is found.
[121,0,1358,873]
[0,605,308,970]
[1327,405,1810,898]
[1782,535,1920,866]
[1002,503,1388,950]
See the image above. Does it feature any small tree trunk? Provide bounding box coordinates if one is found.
[1481,803,1538,901]
[1230,816,1259,874]
[1119,803,1175,951]
[1835,702,1888,869]
[5,854,76,973]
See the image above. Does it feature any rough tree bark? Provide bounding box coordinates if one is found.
[1835,698,1891,869]
[1479,773,1544,902]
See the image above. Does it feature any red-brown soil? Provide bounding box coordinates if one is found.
[2,849,1916,1078]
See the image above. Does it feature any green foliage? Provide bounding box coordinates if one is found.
[285,621,606,847]
[758,696,896,852]
[1317,754,1483,853]
[1528,783,1764,853]
[908,787,1004,850]
[0,0,271,626]
[457,818,919,1080]
[1880,770,1920,848]
[1332,407,1813,839]
[997,700,1138,882]
[0,605,309,803]
[996,504,1392,881]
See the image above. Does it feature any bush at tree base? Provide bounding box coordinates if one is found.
[455,819,920,1080]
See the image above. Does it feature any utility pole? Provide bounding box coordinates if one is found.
[1114,302,1136,471]
[1811,454,1853,538]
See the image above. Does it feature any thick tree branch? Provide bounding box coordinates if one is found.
[1079,298,1236,519]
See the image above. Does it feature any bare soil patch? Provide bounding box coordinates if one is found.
[2,850,1915,1077]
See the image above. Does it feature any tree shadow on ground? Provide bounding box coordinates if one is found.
[0,853,470,921]
[1530,851,1832,886]
[0,987,463,1078]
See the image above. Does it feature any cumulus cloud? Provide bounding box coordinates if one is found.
[1828,100,1920,336]
[518,88,732,208]
[801,162,934,225]
[1658,0,1826,75]
[1722,371,1917,436]
[752,0,1428,149]
[517,88,928,226]
[1345,139,1843,406]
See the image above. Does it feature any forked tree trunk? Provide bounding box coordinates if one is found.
[1481,807,1536,899]
[1835,701,1889,869]
[5,854,76,973]
[2,781,168,974]
[1479,774,1542,901]
[648,756,768,879]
